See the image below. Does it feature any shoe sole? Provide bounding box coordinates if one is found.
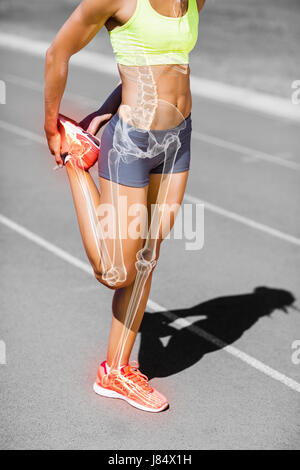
[93,382,168,413]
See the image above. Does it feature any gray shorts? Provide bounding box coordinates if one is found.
[98,112,192,187]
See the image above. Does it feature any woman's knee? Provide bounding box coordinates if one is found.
[93,241,162,290]
[93,263,137,290]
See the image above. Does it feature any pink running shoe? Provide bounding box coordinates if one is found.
[93,361,168,413]
[57,114,100,170]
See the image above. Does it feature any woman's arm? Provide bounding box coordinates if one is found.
[79,82,122,132]
[197,0,206,12]
[44,0,120,164]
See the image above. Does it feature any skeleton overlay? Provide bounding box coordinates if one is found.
[65,62,188,376]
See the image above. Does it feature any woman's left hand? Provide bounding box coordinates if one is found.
[86,113,113,135]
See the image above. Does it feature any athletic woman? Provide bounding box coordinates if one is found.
[44,0,206,412]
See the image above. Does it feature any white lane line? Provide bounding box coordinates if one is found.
[0,33,118,76]
[1,213,300,394]
[192,131,300,171]
[0,214,93,276]
[5,72,299,172]
[190,75,300,124]
[3,73,99,108]
[145,305,300,394]
[185,194,300,247]
[1,119,300,248]
[1,32,300,123]
[0,120,45,145]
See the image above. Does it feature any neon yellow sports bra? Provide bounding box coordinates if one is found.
[109,0,199,66]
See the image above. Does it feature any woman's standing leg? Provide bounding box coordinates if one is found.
[106,170,189,367]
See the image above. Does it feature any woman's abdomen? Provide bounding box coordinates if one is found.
[118,64,192,130]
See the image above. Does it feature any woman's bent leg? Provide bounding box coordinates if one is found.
[65,162,148,285]
[66,163,103,273]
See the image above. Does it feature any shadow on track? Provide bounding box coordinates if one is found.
[138,286,295,379]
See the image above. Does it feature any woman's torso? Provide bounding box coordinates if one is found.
[105,0,198,130]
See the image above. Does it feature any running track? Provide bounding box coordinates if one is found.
[0,39,300,450]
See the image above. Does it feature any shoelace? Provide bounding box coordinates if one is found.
[105,361,153,393]
[123,361,153,392]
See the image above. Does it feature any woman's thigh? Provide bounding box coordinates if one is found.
[98,177,148,278]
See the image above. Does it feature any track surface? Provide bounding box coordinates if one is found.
[0,44,300,450]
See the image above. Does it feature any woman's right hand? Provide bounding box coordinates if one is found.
[45,128,63,166]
